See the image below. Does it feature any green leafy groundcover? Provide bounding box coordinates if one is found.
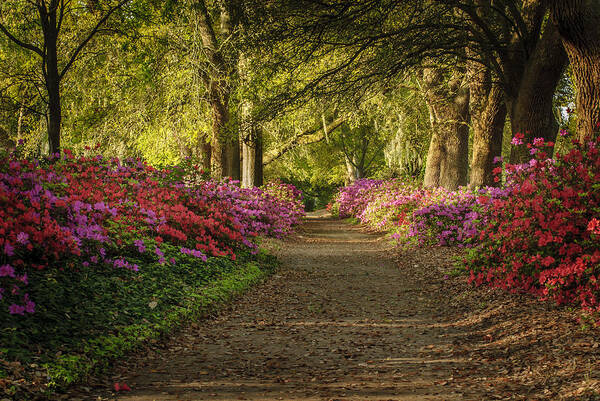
[0,247,277,397]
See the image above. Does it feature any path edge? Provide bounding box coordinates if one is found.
[43,255,278,397]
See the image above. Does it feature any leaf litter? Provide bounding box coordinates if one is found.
[59,212,600,400]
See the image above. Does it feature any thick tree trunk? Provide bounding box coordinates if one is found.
[220,6,240,180]
[47,70,61,156]
[197,0,238,180]
[239,51,262,188]
[423,127,444,187]
[254,131,263,187]
[467,59,506,188]
[224,139,240,181]
[507,22,568,163]
[422,68,470,190]
[345,156,360,184]
[242,140,253,188]
[440,83,469,189]
[551,0,600,141]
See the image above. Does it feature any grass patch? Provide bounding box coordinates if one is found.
[343,217,360,225]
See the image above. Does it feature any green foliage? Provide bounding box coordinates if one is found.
[1,248,277,392]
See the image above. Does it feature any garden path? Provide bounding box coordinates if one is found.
[71,211,600,400]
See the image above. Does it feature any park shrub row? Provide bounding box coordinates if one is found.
[0,147,303,394]
[330,133,600,316]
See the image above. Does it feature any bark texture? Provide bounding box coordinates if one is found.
[241,130,263,188]
[201,142,212,173]
[468,59,506,188]
[422,69,470,190]
[507,22,568,163]
[197,0,240,179]
[552,0,600,141]
[40,3,61,155]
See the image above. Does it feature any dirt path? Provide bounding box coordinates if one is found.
[71,212,600,401]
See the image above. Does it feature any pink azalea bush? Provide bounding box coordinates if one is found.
[331,179,499,247]
[464,136,600,313]
[0,148,304,317]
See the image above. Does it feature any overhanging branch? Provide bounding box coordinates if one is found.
[264,117,344,165]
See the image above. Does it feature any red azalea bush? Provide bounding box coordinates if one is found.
[0,150,304,316]
[463,136,600,313]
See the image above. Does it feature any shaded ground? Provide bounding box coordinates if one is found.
[67,211,600,401]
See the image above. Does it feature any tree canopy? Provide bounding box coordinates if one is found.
[0,0,598,195]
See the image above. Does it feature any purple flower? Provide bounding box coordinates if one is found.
[16,232,29,245]
[0,264,15,278]
[8,304,25,315]
[134,239,146,253]
[24,300,35,314]
[4,242,14,257]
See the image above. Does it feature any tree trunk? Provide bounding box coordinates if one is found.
[16,105,24,139]
[467,59,506,188]
[242,139,253,188]
[422,68,470,189]
[254,130,263,187]
[43,9,61,156]
[507,22,568,163]
[345,156,359,184]
[224,139,240,181]
[551,0,600,141]
[201,142,211,173]
[220,5,240,180]
[239,51,262,188]
[196,0,236,180]
[242,130,263,188]
[209,92,229,179]
[423,127,444,187]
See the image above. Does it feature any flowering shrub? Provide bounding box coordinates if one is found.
[330,179,496,246]
[331,134,600,314]
[409,186,510,247]
[333,179,386,218]
[464,136,600,313]
[0,150,304,317]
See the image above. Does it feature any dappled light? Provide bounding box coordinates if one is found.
[0,0,599,400]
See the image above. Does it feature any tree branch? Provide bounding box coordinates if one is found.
[60,0,130,79]
[0,22,43,56]
[264,117,345,165]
